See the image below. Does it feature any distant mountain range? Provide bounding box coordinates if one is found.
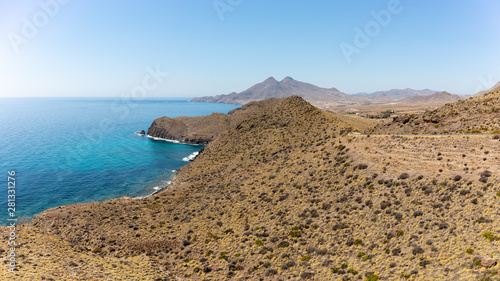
[354,88,438,100]
[190,77,463,108]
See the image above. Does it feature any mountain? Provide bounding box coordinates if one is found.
[370,88,500,134]
[11,96,500,280]
[191,78,456,109]
[473,81,500,97]
[190,76,364,107]
[354,88,438,100]
[395,91,462,105]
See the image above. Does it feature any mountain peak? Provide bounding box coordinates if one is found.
[281,76,294,82]
[264,77,278,83]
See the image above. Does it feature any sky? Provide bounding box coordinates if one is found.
[1,0,499,98]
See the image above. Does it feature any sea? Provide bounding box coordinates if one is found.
[0,98,240,225]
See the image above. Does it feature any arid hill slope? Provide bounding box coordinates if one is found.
[370,89,500,135]
[395,91,462,106]
[1,96,499,280]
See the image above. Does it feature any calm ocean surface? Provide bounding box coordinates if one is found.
[0,98,240,224]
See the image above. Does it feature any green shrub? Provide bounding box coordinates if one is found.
[348,269,358,275]
[289,226,302,237]
[466,248,474,254]
[482,232,499,241]
[366,274,380,281]
[255,240,264,247]
[396,230,404,236]
[353,239,363,245]
[301,255,311,261]
[341,263,348,269]
[219,251,228,260]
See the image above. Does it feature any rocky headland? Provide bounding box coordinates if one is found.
[147,98,282,144]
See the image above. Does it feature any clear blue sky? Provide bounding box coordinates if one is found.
[1,0,499,97]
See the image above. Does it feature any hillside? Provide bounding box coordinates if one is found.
[2,96,499,280]
[370,89,500,135]
[190,76,365,107]
[474,81,500,97]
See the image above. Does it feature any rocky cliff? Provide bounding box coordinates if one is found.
[147,98,282,144]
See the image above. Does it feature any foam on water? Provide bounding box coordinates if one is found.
[146,134,181,143]
[182,151,199,161]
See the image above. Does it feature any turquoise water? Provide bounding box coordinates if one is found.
[0,98,240,224]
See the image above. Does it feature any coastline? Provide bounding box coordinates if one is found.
[127,132,203,199]
[12,133,203,225]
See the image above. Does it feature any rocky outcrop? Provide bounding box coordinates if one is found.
[147,113,229,144]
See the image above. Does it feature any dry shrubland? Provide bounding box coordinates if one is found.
[1,96,499,280]
[370,90,500,135]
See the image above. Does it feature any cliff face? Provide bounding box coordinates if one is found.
[147,98,283,144]
[147,113,230,144]
[4,96,500,280]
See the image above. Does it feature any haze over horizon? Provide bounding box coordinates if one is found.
[1,0,499,98]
